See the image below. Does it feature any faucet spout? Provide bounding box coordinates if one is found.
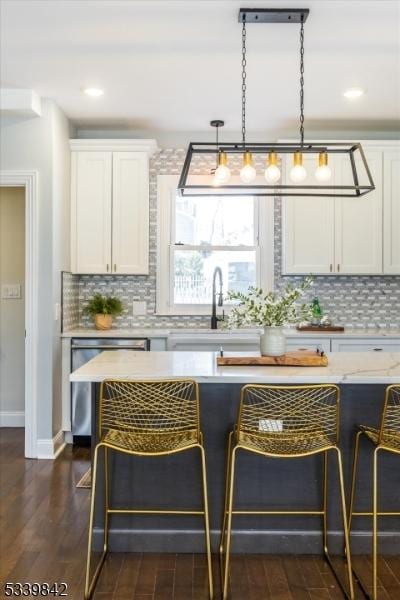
[211,267,224,329]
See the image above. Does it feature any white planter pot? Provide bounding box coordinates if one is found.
[260,326,286,357]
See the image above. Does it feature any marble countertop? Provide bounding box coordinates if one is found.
[70,350,400,384]
[62,327,400,339]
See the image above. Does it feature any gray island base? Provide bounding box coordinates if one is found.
[69,351,400,554]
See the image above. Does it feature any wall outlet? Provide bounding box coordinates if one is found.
[132,301,147,316]
[1,284,22,299]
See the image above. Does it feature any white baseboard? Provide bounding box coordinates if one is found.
[64,431,73,444]
[37,429,66,459]
[0,410,25,427]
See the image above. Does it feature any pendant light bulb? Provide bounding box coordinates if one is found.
[264,151,281,183]
[213,151,231,185]
[240,151,256,183]
[290,151,307,183]
[315,152,332,182]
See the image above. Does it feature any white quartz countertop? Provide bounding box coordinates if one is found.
[70,350,400,384]
[62,327,400,339]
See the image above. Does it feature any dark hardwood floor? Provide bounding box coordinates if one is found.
[1,428,399,599]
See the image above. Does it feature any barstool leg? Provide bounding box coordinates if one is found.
[222,446,238,600]
[334,447,355,600]
[84,444,109,599]
[372,447,380,600]
[219,431,234,559]
[104,446,110,549]
[322,450,328,554]
[198,444,214,600]
[348,430,363,534]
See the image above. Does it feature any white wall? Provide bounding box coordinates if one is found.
[0,187,25,423]
[51,103,72,436]
[0,99,72,443]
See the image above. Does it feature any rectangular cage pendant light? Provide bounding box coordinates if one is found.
[178,142,375,197]
[178,8,375,198]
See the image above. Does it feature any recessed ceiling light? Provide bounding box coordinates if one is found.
[343,87,365,99]
[83,87,104,98]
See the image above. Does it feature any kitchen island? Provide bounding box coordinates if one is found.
[70,351,400,554]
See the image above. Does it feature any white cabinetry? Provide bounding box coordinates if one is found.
[167,334,260,352]
[384,151,400,274]
[334,151,382,274]
[112,152,149,274]
[282,153,335,274]
[331,338,400,352]
[286,336,331,354]
[71,152,112,274]
[283,142,399,275]
[70,140,157,274]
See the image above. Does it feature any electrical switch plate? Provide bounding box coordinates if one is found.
[132,301,147,316]
[54,303,61,321]
[1,284,22,299]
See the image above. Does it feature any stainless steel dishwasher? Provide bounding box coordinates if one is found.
[71,337,150,440]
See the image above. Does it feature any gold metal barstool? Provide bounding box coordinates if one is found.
[348,384,400,600]
[219,384,354,600]
[84,379,213,599]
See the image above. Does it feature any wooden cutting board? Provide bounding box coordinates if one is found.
[217,350,328,367]
[296,325,344,332]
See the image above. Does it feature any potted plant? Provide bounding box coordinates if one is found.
[226,277,313,356]
[83,293,124,330]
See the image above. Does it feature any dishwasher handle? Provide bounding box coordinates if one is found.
[71,345,146,350]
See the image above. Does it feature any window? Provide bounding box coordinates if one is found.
[157,175,274,315]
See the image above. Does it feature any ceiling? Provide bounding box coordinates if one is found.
[1,0,400,136]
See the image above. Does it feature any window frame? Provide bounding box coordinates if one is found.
[156,174,274,315]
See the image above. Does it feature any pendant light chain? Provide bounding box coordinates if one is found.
[241,19,247,147]
[215,123,219,168]
[179,9,374,197]
[299,19,305,147]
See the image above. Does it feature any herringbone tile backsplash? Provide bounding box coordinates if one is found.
[62,148,400,331]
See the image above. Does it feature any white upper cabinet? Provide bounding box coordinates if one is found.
[282,154,335,274]
[71,151,112,274]
[383,151,400,274]
[70,140,157,274]
[334,151,382,274]
[112,152,149,274]
[282,142,399,275]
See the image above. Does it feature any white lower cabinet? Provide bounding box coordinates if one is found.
[286,337,331,354]
[331,339,400,352]
[149,338,167,351]
[167,335,260,352]
[166,335,400,354]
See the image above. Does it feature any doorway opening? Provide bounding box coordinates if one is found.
[0,187,25,436]
[0,172,38,458]
[0,187,25,446]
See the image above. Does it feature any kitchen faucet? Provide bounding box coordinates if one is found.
[211,266,224,329]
